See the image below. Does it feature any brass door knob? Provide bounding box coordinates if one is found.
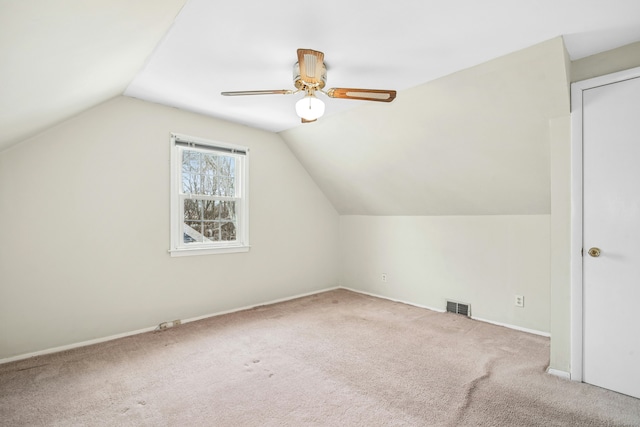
[588,247,601,257]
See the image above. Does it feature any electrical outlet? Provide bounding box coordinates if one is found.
[158,319,181,330]
[381,273,388,283]
[515,295,524,307]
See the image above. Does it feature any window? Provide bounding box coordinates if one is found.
[170,133,249,256]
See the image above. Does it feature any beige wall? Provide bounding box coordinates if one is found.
[281,38,569,216]
[6,38,637,367]
[546,40,573,373]
[571,41,640,83]
[340,215,550,333]
[0,96,339,360]
[285,39,570,367]
[549,115,571,371]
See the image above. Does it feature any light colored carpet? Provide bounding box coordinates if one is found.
[1,289,639,426]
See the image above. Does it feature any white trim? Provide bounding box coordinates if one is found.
[179,286,340,324]
[172,132,249,153]
[341,288,550,336]
[570,77,585,382]
[547,368,571,380]
[569,66,640,383]
[470,316,550,337]
[169,245,250,257]
[0,325,158,365]
[340,287,445,313]
[0,287,339,365]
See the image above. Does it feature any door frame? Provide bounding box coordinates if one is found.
[570,66,640,382]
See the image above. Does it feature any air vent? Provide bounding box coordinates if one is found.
[446,300,470,317]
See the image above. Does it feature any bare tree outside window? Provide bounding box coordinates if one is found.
[181,151,237,243]
[170,134,248,256]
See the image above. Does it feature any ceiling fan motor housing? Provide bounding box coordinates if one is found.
[293,62,327,91]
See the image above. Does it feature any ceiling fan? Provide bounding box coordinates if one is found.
[221,49,397,123]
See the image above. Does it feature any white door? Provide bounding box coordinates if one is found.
[582,74,640,399]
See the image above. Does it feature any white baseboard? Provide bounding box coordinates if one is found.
[342,287,550,337]
[181,286,341,324]
[547,368,571,380]
[0,325,158,365]
[471,316,550,337]
[0,286,340,365]
[340,287,446,313]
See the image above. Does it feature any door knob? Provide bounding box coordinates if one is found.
[588,247,601,257]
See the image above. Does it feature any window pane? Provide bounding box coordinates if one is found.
[202,153,218,177]
[184,199,201,220]
[203,176,217,196]
[203,221,219,241]
[218,178,234,197]
[220,201,236,220]
[183,173,203,194]
[229,158,235,177]
[203,200,216,220]
[182,150,238,197]
[219,156,235,178]
[182,151,201,173]
[221,222,236,241]
[229,201,236,220]
[184,221,203,243]
[214,200,221,219]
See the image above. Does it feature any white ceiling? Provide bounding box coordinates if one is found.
[125,0,640,133]
[2,0,640,152]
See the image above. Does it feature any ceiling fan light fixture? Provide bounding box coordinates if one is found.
[221,49,396,122]
[295,93,325,121]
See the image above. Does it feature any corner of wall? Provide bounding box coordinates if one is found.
[548,114,572,372]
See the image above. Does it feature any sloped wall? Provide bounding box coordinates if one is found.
[283,38,570,340]
[281,38,569,216]
[0,97,339,360]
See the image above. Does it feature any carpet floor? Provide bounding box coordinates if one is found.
[1,289,639,426]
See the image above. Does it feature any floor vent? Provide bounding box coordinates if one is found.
[446,300,470,317]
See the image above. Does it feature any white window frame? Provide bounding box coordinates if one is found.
[169,133,250,257]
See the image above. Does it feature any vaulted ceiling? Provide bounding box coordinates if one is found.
[0,0,188,151]
[3,0,640,152]
[2,1,640,215]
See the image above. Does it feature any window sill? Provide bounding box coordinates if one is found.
[169,245,250,257]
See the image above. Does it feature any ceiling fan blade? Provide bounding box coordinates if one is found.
[221,89,294,96]
[326,88,396,102]
[296,49,326,88]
